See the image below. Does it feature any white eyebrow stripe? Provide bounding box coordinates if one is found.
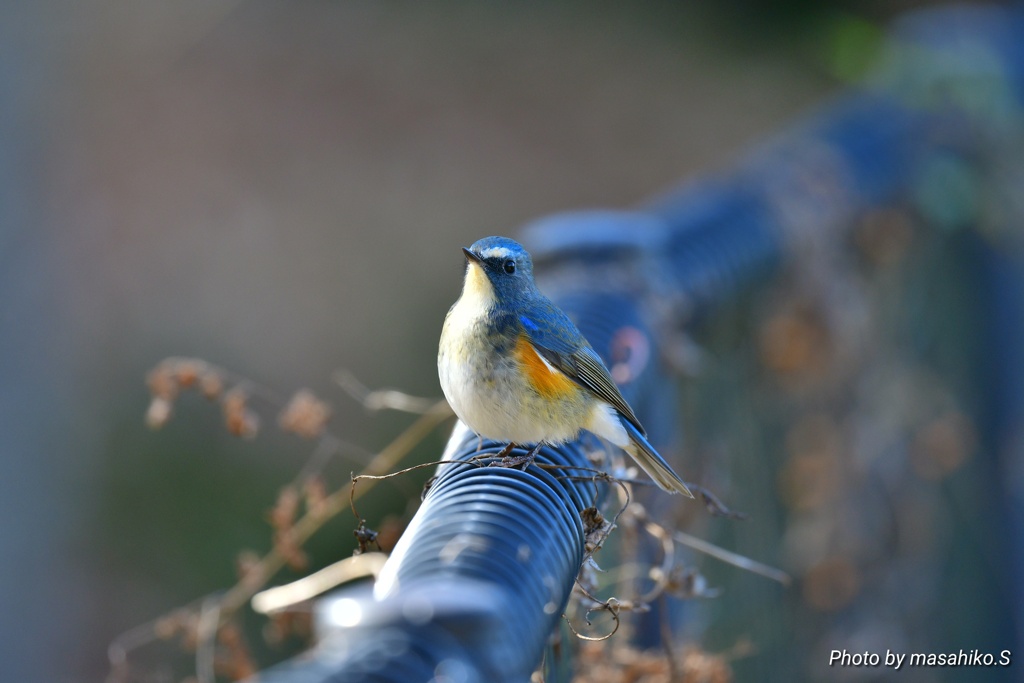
[478,247,512,260]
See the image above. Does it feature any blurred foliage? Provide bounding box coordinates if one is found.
[676,208,1014,682]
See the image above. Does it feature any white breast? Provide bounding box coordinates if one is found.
[438,261,591,445]
[438,262,501,435]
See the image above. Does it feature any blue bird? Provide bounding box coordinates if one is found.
[438,236,693,496]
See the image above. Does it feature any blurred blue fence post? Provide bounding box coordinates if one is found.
[255,5,1024,680]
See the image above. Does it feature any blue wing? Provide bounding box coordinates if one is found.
[517,298,645,435]
[622,418,693,496]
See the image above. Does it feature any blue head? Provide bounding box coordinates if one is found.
[461,236,538,307]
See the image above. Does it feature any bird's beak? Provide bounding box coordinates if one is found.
[462,247,484,265]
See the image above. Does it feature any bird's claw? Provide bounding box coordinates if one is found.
[492,443,542,470]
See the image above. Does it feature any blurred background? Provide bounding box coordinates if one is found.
[2,1,1020,681]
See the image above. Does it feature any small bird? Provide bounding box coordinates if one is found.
[438,236,693,496]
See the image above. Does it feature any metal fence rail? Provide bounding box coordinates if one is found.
[260,434,599,683]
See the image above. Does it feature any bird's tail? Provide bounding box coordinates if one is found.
[621,420,694,497]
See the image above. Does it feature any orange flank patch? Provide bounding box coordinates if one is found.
[514,336,578,399]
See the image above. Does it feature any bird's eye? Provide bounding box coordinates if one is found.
[503,259,516,274]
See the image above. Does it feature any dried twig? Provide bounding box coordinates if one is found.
[334,369,441,414]
[664,525,790,586]
[251,553,389,614]
[215,399,454,624]
[195,595,221,683]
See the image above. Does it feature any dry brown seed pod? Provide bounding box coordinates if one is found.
[278,389,332,439]
[173,359,202,388]
[200,371,224,400]
[269,487,299,532]
[145,397,174,429]
[223,388,259,438]
[147,364,178,400]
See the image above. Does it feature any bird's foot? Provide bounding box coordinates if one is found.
[495,443,542,470]
[471,441,516,464]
